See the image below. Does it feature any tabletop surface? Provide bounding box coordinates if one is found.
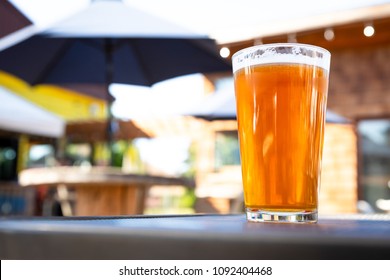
[1,214,389,259]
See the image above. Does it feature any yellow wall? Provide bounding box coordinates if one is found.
[0,71,107,121]
[33,85,107,120]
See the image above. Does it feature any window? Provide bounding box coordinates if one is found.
[28,144,55,168]
[65,143,92,166]
[358,119,390,212]
[214,131,240,169]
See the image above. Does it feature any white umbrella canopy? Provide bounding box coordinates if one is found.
[0,87,65,138]
[45,0,207,38]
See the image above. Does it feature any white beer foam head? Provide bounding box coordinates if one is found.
[232,43,331,73]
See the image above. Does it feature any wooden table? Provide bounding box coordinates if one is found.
[18,167,194,216]
[0,214,389,259]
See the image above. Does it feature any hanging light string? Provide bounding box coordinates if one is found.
[220,19,378,58]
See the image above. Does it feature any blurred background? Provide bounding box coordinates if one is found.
[0,0,389,217]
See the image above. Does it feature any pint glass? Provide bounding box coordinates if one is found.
[232,43,331,223]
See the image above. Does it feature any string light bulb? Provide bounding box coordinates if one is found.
[363,22,375,37]
[219,47,230,58]
[324,28,335,41]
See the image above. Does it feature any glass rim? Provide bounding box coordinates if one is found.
[232,43,331,73]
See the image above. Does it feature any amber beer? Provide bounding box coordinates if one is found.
[232,44,330,223]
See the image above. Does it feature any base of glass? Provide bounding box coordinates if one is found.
[246,208,317,223]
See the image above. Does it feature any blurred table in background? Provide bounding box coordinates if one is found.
[0,214,389,259]
[18,167,194,216]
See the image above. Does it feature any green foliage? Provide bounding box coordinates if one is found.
[178,188,196,208]
[215,131,240,169]
[182,142,197,178]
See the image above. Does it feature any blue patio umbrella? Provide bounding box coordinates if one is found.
[0,0,230,93]
[0,0,231,164]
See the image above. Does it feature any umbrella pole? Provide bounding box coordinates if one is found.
[105,38,116,166]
